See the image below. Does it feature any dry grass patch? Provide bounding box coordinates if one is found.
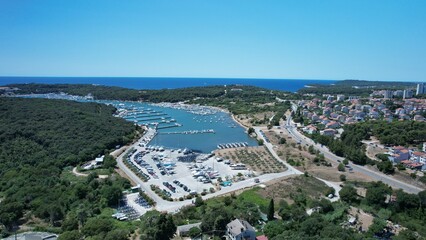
[215,146,287,174]
[235,111,275,127]
[260,175,331,204]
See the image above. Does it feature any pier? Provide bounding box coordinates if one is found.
[133,113,166,118]
[134,117,171,122]
[156,123,182,130]
[123,112,166,120]
[159,129,215,135]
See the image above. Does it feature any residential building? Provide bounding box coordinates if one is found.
[226,219,256,240]
[176,222,202,237]
[393,90,404,97]
[303,125,318,134]
[389,146,410,164]
[403,89,413,99]
[417,83,425,95]
[384,90,393,99]
[320,129,336,137]
[411,152,426,164]
[256,236,269,240]
[401,160,425,171]
[326,121,340,129]
[414,115,425,121]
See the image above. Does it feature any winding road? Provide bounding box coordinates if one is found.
[285,103,423,194]
[254,127,341,201]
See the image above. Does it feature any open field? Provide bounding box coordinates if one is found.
[264,129,374,182]
[234,111,275,127]
[215,146,287,174]
[258,175,331,204]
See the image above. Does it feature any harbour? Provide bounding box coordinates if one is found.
[16,94,258,153]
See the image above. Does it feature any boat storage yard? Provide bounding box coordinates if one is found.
[127,139,253,200]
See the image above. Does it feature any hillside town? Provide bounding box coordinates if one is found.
[299,83,426,139]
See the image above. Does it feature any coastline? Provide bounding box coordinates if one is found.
[203,103,250,131]
[231,113,249,131]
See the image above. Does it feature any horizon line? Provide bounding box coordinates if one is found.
[0,75,421,83]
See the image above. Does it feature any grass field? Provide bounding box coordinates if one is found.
[60,166,86,183]
[258,175,330,204]
[236,187,270,211]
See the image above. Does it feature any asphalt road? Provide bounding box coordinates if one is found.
[285,104,423,194]
[254,127,341,201]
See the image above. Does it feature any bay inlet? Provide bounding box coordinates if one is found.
[17,93,258,153]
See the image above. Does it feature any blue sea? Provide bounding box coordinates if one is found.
[0,77,337,92]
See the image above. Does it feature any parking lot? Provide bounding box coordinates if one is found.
[127,143,252,199]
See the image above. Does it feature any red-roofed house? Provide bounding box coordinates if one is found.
[256,236,268,240]
[326,121,340,129]
[389,147,410,164]
[303,125,318,134]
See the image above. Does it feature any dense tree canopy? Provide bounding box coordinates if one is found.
[298,80,416,95]
[0,97,138,236]
[6,83,297,115]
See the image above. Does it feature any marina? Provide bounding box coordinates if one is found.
[18,94,258,153]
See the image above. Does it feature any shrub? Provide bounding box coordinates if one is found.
[338,163,345,172]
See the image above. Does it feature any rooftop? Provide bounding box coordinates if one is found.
[227,219,255,237]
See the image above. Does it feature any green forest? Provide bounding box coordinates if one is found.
[5,83,300,115]
[6,83,290,103]
[298,80,417,95]
[0,97,139,238]
[138,177,426,240]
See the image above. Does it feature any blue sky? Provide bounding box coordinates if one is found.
[0,0,425,81]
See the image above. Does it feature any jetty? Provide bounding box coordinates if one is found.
[156,123,182,130]
[135,116,171,122]
[160,129,215,135]
[123,112,166,120]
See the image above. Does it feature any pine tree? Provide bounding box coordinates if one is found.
[267,199,275,221]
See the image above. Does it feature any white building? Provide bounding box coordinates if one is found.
[417,83,425,95]
[383,90,393,99]
[393,90,404,97]
[403,89,413,99]
[176,222,202,237]
[226,219,256,240]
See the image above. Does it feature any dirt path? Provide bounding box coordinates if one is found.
[72,167,88,177]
